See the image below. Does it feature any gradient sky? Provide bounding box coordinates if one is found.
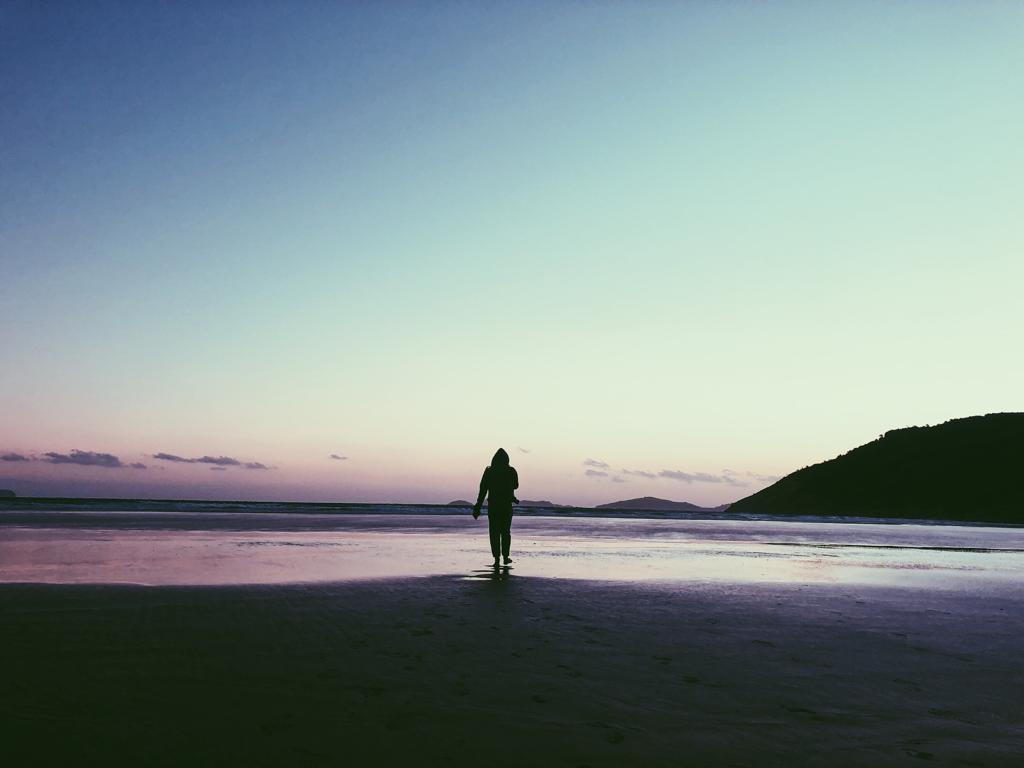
[2,2,1022,505]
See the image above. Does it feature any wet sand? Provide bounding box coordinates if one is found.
[4,512,1023,587]
[2,514,1023,765]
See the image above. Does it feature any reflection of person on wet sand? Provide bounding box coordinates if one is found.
[472,448,519,566]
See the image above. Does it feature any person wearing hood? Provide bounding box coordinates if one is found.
[473,448,519,566]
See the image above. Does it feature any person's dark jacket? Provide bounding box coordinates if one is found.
[473,448,518,517]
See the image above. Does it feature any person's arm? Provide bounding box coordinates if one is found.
[473,467,489,519]
[511,467,520,504]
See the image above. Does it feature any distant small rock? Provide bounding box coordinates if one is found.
[447,500,473,506]
[0,489,15,498]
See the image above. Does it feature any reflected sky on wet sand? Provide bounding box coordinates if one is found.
[2,514,1023,589]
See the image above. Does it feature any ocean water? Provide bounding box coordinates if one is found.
[2,498,1023,588]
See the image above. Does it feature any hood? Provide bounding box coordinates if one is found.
[491,448,510,468]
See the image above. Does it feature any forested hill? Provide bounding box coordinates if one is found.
[728,413,1024,523]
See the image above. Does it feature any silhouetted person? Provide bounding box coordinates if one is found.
[473,448,519,566]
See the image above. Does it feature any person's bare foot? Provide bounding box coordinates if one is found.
[503,557,513,565]
[492,559,500,567]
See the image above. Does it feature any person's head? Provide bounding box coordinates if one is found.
[491,448,510,468]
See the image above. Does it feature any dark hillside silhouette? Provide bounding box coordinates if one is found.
[728,413,1024,523]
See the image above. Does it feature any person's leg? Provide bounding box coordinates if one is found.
[487,510,500,561]
[501,512,512,561]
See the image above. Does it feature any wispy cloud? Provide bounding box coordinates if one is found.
[720,468,780,485]
[621,468,656,478]
[583,458,609,469]
[1,452,30,462]
[44,450,124,468]
[152,452,191,463]
[585,469,608,478]
[619,466,773,486]
[153,452,271,469]
[129,462,147,470]
[611,475,626,483]
[518,447,531,454]
[153,452,239,466]
[658,469,744,486]
[210,466,227,471]
[195,455,241,466]
[329,454,347,461]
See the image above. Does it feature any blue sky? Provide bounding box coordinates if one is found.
[2,2,1022,504]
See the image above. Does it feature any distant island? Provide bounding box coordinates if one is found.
[447,497,722,512]
[596,497,729,512]
[0,489,15,498]
[446,499,720,512]
[447,499,567,508]
[728,413,1024,523]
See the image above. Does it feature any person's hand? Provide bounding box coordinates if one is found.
[472,505,481,519]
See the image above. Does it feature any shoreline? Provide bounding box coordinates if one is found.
[3,497,1023,528]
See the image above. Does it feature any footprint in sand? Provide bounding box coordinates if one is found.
[893,677,923,692]
[353,684,386,698]
[782,704,817,716]
[557,663,582,678]
[587,721,625,745]
[905,749,935,760]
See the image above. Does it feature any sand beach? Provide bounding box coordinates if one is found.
[2,510,1023,766]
